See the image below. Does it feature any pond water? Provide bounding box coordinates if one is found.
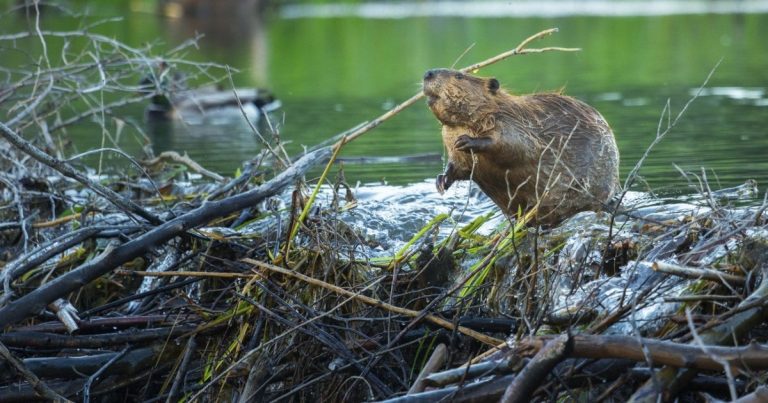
[4,2,768,195]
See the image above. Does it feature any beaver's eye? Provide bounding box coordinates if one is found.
[455,73,464,80]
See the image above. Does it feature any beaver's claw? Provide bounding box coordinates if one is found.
[455,134,492,152]
[436,173,453,194]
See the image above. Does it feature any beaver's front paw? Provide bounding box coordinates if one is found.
[455,134,492,152]
[436,173,454,194]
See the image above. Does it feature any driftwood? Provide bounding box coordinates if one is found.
[0,326,196,349]
[0,344,178,381]
[13,315,196,333]
[424,357,516,388]
[377,373,516,403]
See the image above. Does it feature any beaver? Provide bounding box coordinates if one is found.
[422,68,620,225]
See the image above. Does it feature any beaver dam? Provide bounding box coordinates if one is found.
[2,27,768,403]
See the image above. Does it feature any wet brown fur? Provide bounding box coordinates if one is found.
[423,68,620,224]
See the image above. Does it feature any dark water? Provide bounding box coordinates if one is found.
[4,2,768,194]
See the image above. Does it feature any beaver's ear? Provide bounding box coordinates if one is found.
[488,78,500,94]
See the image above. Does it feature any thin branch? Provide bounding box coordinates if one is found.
[652,261,745,286]
[0,340,72,402]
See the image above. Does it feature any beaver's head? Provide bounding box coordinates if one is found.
[422,68,500,129]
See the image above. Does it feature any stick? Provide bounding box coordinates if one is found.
[142,151,225,182]
[408,343,448,394]
[243,258,503,346]
[117,270,253,280]
[501,333,572,403]
[652,261,745,285]
[0,340,72,402]
[517,334,768,372]
[424,357,515,387]
[629,263,768,402]
[165,336,197,403]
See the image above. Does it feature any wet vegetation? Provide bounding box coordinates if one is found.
[1,7,768,403]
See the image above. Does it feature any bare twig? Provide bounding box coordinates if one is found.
[83,347,130,403]
[142,151,225,182]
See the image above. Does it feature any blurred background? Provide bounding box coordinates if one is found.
[3,0,768,193]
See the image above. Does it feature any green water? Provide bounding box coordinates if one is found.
[3,3,768,193]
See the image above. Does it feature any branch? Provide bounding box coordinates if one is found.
[501,333,572,403]
[460,28,578,73]
[142,151,225,182]
[0,340,72,402]
[517,334,768,372]
[407,343,448,394]
[339,28,575,146]
[628,263,768,402]
[652,261,746,286]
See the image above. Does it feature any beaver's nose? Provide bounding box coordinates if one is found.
[424,69,436,81]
